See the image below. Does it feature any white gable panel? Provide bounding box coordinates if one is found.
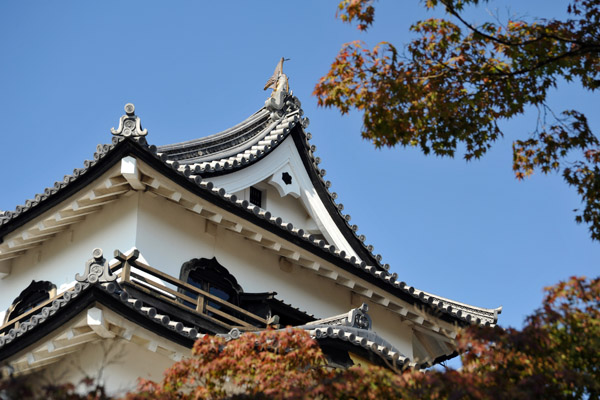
[209,137,360,260]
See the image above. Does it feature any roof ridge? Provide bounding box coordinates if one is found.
[158,108,269,152]
[171,111,302,175]
[0,135,128,227]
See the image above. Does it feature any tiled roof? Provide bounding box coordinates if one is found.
[215,323,411,369]
[268,297,316,319]
[2,249,466,370]
[158,97,501,327]
[0,137,127,228]
[0,281,89,349]
[0,100,501,328]
[158,96,392,271]
[304,324,411,368]
[0,250,211,372]
[210,303,412,370]
[0,266,199,352]
[158,103,303,174]
[157,108,273,164]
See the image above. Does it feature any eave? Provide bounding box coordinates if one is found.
[0,106,501,330]
[0,138,497,335]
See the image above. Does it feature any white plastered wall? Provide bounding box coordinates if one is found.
[0,151,415,360]
[0,193,139,312]
[134,191,413,358]
[25,305,191,397]
[37,338,175,396]
[236,183,315,232]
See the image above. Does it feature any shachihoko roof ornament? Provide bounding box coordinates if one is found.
[111,103,148,138]
[264,57,291,117]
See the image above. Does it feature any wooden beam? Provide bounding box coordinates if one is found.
[121,156,146,190]
[0,259,12,277]
[141,176,161,189]
[170,191,182,202]
[48,331,99,351]
[353,287,373,298]
[279,248,300,260]
[207,213,223,224]
[242,230,262,242]
[371,295,390,307]
[87,307,115,339]
[316,268,338,280]
[414,330,438,361]
[58,205,102,219]
[336,276,355,289]
[261,240,281,252]
[298,260,320,271]
[0,250,24,262]
[2,241,41,253]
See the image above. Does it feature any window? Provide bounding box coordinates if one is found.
[249,186,263,208]
[179,257,243,312]
[281,172,292,185]
[3,280,56,325]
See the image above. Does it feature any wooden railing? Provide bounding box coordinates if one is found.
[113,250,268,331]
[0,251,268,337]
[0,290,68,336]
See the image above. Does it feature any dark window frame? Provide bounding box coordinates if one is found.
[249,186,263,208]
[179,257,243,308]
[3,280,56,325]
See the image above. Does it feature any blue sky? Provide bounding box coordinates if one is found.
[0,1,597,332]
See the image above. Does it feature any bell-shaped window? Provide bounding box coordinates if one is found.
[3,280,56,326]
[179,258,242,311]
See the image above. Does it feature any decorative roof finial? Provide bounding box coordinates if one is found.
[111,103,148,137]
[264,58,290,113]
[76,248,117,284]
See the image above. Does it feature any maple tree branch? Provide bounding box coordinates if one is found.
[485,45,598,78]
[440,0,595,48]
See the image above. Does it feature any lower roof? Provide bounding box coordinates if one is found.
[0,249,437,372]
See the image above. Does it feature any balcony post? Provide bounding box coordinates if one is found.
[196,296,205,314]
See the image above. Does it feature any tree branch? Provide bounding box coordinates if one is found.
[440,0,593,48]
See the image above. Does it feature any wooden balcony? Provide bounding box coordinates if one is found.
[111,250,269,331]
[0,250,269,338]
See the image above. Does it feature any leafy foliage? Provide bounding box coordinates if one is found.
[1,277,598,399]
[123,328,413,400]
[125,329,330,400]
[314,0,600,240]
[336,0,375,31]
[128,277,599,399]
[0,376,110,400]
[399,276,600,400]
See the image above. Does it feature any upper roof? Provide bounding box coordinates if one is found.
[0,93,501,330]
[157,107,274,165]
[156,95,388,268]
